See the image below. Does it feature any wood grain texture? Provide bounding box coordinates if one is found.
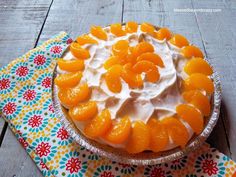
[0,0,53,66]
[37,0,123,44]
[123,0,231,157]
[0,0,52,176]
[0,128,42,177]
[192,0,236,160]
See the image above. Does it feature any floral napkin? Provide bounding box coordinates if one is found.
[0,32,236,177]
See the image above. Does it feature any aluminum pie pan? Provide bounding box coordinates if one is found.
[52,34,222,166]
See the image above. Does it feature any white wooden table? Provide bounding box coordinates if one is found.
[0,0,235,176]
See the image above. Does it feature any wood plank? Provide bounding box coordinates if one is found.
[0,128,42,177]
[0,0,53,176]
[38,0,123,44]
[123,0,231,156]
[192,0,236,160]
[0,0,53,66]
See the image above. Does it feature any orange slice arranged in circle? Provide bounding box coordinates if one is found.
[147,118,169,152]
[70,42,90,59]
[140,22,155,34]
[110,23,126,37]
[137,52,164,68]
[169,34,189,48]
[133,42,154,57]
[154,27,172,40]
[188,73,214,94]
[181,45,204,59]
[125,21,138,33]
[58,83,90,107]
[184,57,213,75]
[90,25,107,40]
[84,109,112,138]
[121,63,143,88]
[69,101,98,121]
[176,104,204,134]
[103,56,120,70]
[161,117,189,148]
[54,72,82,88]
[76,35,98,45]
[112,40,129,57]
[103,116,131,144]
[126,121,150,154]
[182,90,211,116]
[57,59,84,72]
[105,65,123,93]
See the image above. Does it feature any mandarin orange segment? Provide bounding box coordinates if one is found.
[181,45,204,59]
[105,65,123,93]
[70,42,90,59]
[132,60,156,73]
[121,63,143,88]
[176,104,204,134]
[57,59,84,72]
[112,40,129,57]
[140,22,155,34]
[103,56,120,70]
[103,116,131,144]
[58,83,90,107]
[154,27,172,40]
[146,69,160,82]
[76,35,98,45]
[169,34,189,48]
[147,118,169,152]
[137,53,164,68]
[182,78,196,91]
[110,23,126,37]
[182,90,211,116]
[188,73,214,94]
[90,25,107,40]
[133,42,154,57]
[54,72,82,88]
[161,117,189,148]
[69,101,98,121]
[184,57,213,75]
[126,121,150,153]
[84,109,112,138]
[125,21,138,33]
[125,53,136,65]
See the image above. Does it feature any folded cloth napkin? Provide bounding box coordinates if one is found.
[0,32,236,177]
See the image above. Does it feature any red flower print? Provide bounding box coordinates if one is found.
[40,160,49,170]
[42,77,51,88]
[118,163,130,168]
[36,142,51,157]
[49,104,54,113]
[150,167,165,177]
[101,171,115,177]
[50,45,62,54]
[28,115,42,128]
[3,102,16,115]
[66,157,81,173]
[0,78,10,90]
[57,127,69,140]
[202,159,218,176]
[67,38,73,44]
[16,66,28,77]
[34,55,46,66]
[23,89,36,101]
[19,138,28,148]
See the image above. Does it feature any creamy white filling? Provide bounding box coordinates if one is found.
[58,25,194,150]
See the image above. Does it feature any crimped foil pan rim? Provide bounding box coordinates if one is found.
[52,27,222,165]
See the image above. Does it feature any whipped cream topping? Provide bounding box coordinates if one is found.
[58,25,194,150]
